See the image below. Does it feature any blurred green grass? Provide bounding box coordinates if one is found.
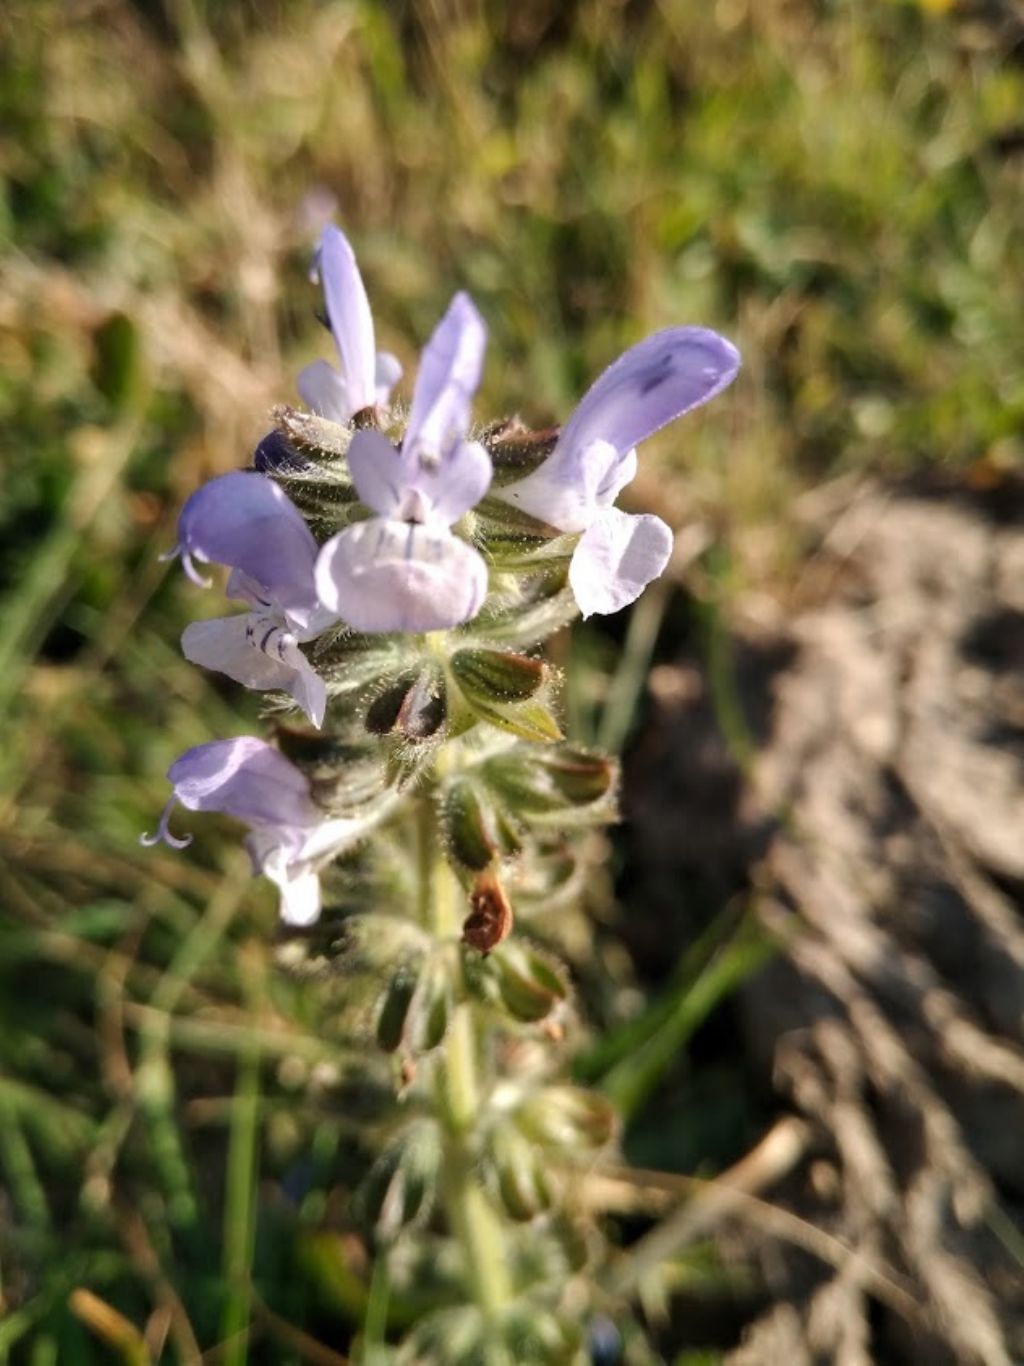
[0,0,1021,1357]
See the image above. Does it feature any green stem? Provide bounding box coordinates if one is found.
[417,795,513,1321]
[597,580,668,755]
[220,954,263,1366]
[361,1249,390,1364]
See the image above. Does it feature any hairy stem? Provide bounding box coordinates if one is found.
[417,793,513,1320]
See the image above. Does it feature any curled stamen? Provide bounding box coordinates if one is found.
[181,549,213,589]
[160,543,213,589]
[140,796,193,850]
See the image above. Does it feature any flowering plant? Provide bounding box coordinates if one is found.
[147,223,738,1360]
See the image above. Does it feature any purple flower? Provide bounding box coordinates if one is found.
[315,292,492,633]
[171,471,335,727]
[298,224,402,423]
[141,737,387,924]
[498,328,740,617]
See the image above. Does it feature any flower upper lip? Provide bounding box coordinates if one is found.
[298,224,403,424]
[496,325,740,617]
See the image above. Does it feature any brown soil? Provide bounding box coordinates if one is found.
[629,478,1024,1365]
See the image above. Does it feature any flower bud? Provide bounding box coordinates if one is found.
[502,1307,583,1364]
[449,648,546,703]
[449,645,562,743]
[395,1303,582,1366]
[366,666,447,741]
[444,780,498,871]
[273,403,353,459]
[480,417,559,486]
[471,940,569,1023]
[395,669,447,741]
[516,1085,617,1151]
[364,673,415,735]
[472,499,558,564]
[483,746,614,817]
[488,1120,553,1221]
[443,780,519,871]
[375,962,421,1052]
[541,749,616,805]
[402,947,456,1054]
[253,429,312,476]
[355,1119,442,1241]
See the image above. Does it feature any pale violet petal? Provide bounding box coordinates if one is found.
[346,428,407,517]
[497,438,621,532]
[404,292,486,467]
[297,359,351,424]
[252,837,323,926]
[382,438,493,528]
[415,438,492,526]
[294,600,341,640]
[320,224,377,414]
[559,327,740,462]
[374,350,403,406]
[569,507,674,618]
[182,615,326,727]
[167,737,318,829]
[177,472,319,626]
[315,517,488,633]
[182,615,291,690]
[287,656,327,729]
[225,569,273,608]
[229,569,336,635]
[277,868,322,926]
[596,446,637,505]
[299,814,381,862]
[498,328,738,533]
[245,826,305,878]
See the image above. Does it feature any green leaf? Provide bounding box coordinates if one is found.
[580,917,776,1121]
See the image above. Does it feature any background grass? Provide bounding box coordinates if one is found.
[0,0,1022,1359]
